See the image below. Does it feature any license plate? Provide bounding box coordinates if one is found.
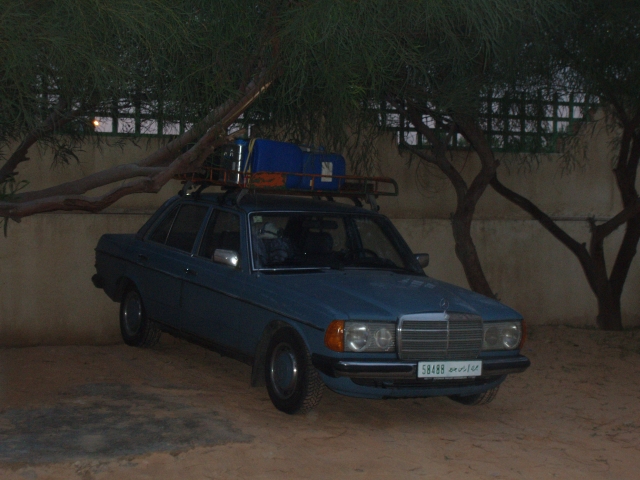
[417,360,482,378]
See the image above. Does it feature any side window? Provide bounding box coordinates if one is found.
[147,205,179,244]
[199,210,242,262]
[164,204,209,252]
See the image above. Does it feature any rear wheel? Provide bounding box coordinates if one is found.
[120,287,161,347]
[449,386,499,406]
[265,328,324,414]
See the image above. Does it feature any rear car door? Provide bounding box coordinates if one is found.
[132,202,209,329]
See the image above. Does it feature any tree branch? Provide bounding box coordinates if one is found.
[614,130,640,207]
[0,100,87,183]
[591,197,640,243]
[389,98,469,203]
[141,69,272,168]
[490,174,601,293]
[453,115,500,210]
[0,70,273,219]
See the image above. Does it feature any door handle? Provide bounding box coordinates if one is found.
[184,268,198,276]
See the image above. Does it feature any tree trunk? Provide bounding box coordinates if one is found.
[451,210,495,297]
[453,115,501,298]
[595,286,623,331]
[592,213,640,331]
[398,103,497,299]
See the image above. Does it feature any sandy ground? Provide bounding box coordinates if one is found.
[0,325,639,480]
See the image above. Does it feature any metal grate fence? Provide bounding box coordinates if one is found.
[87,91,596,154]
[378,92,596,153]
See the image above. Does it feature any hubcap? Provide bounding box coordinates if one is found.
[269,343,299,399]
[123,292,143,336]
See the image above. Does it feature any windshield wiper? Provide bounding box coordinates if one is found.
[261,268,325,275]
[342,265,420,275]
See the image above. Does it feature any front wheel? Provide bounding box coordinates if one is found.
[265,328,324,414]
[120,287,161,347]
[449,386,499,406]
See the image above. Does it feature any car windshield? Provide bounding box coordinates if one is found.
[250,212,417,272]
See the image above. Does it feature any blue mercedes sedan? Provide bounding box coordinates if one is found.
[93,191,529,414]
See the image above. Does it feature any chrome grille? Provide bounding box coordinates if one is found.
[398,313,483,360]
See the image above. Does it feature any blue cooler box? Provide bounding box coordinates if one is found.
[300,153,346,191]
[249,139,303,188]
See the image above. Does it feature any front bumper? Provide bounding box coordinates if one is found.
[311,354,530,399]
[312,354,530,379]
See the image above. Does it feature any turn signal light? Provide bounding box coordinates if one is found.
[519,320,527,349]
[324,320,345,352]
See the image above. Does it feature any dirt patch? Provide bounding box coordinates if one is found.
[0,383,251,464]
[0,325,639,479]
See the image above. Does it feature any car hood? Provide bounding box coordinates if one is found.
[256,270,521,326]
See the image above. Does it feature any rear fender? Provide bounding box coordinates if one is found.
[115,277,136,302]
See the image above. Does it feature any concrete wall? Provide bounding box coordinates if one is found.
[1,139,181,346]
[1,129,639,346]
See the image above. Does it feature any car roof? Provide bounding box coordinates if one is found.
[188,192,379,215]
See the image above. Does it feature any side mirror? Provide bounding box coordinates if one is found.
[214,249,240,268]
[415,253,429,268]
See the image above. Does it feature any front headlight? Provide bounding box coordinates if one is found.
[344,323,369,351]
[325,321,396,352]
[482,321,523,350]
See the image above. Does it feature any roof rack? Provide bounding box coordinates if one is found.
[175,167,398,208]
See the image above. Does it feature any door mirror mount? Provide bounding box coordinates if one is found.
[415,253,429,268]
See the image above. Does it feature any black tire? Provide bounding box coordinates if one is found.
[120,287,161,347]
[449,386,499,406]
[265,328,324,414]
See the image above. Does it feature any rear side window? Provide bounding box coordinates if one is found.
[199,210,242,262]
[147,205,179,244]
[148,204,208,252]
[165,204,209,252]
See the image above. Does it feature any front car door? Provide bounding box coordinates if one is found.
[180,208,255,351]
